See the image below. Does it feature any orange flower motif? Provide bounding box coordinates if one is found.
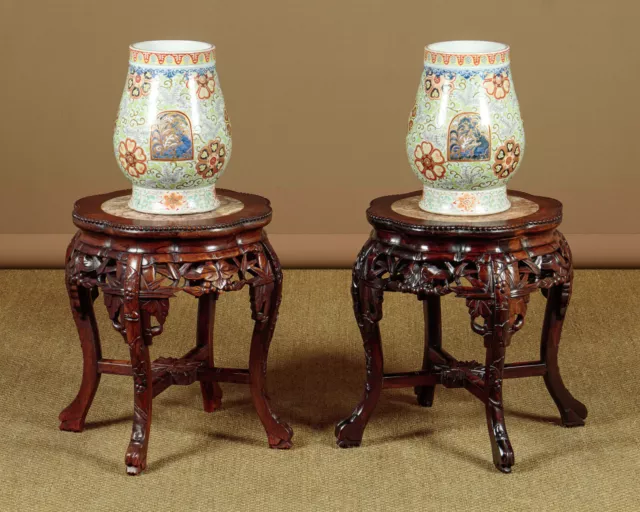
[162,192,185,210]
[224,108,232,136]
[453,193,479,212]
[483,72,510,99]
[492,139,521,178]
[408,104,417,131]
[196,138,227,179]
[189,71,216,100]
[424,70,455,99]
[127,70,152,99]
[414,142,446,181]
[118,139,147,177]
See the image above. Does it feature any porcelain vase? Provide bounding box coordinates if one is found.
[406,41,525,215]
[113,40,232,214]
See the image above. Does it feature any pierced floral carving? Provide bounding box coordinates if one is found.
[354,234,572,340]
[66,243,276,339]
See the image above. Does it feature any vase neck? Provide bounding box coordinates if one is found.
[424,41,509,69]
[129,40,216,68]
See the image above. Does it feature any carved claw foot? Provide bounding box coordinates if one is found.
[58,410,84,432]
[490,433,515,474]
[335,417,364,448]
[414,386,435,407]
[125,442,147,476]
[559,401,588,427]
[265,419,293,449]
[268,424,294,450]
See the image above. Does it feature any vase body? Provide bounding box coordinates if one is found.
[406,41,525,215]
[113,41,231,214]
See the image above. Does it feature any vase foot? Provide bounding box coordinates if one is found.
[129,185,220,215]
[420,186,510,216]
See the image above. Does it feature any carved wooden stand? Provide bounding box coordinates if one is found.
[335,190,587,473]
[59,189,293,475]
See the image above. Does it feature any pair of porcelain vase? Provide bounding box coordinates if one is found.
[114,40,524,216]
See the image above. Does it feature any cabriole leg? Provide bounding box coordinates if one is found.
[248,240,293,449]
[122,255,153,476]
[541,278,587,427]
[467,257,524,473]
[59,238,102,432]
[59,285,102,432]
[336,246,384,448]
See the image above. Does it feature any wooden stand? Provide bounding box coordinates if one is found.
[335,190,587,473]
[59,189,293,475]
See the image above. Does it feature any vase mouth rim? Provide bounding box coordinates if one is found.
[130,40,215,54]
[426,40,509,55]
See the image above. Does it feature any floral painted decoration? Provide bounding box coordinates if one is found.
[189,71,216,100]
[162,191,185,210]
[224,109,232,136]
[118,138,147,177]
[408,104,417,131]
[424,70,455,99]
[483,72,510,100]
[127,70,153,99]
[414,142,446,181]
[196,138,227,178]
[453,192,479,212]
[492,139,521,178]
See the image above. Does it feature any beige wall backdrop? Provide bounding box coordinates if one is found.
[1,0,638,267]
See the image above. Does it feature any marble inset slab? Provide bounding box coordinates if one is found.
[391,194,539,223]
[102,194,244,221]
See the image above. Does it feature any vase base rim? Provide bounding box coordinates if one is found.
[129,185,220,215]
[419,186,511,216]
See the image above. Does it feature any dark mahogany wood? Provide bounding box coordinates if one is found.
[60,189,293,475]
[197,293,223,412]
[415,295,442,406]
[335,190,587,473]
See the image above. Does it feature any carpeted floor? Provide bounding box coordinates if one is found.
[1,269,639,511]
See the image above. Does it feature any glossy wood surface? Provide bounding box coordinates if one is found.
[60,191,292,475]
[368,190,562,238]
[72,189,272,239]
[336,190,586,473]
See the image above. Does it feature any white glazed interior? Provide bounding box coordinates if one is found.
[427,41,508,54]
[131,40,213,53]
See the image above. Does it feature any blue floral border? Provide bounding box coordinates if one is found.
[128,64,216,78]
[424,65,510,79]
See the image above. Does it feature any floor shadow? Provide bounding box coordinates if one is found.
[505,408,562,426]
[84,415,132,430]
[146,433,264,473]
[426,435,496,473]
[263,350,483,431]
[361,427,435,447]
